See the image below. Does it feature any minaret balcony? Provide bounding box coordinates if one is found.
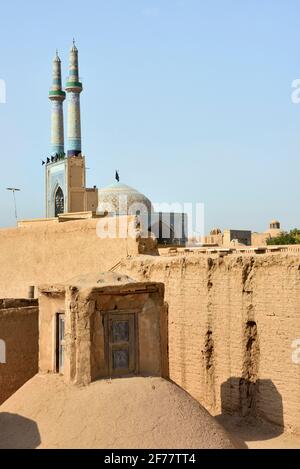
[49,90,66,101]
[65,81,83,93]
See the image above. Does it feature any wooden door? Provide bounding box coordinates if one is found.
[107,313,136,377]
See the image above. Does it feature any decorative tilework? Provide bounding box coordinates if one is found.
[49,54,65,157]
[66,44,82,155]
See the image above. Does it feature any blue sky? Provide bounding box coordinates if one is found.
[0,0,300,233]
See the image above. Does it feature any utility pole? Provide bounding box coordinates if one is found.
[6,187,21,221]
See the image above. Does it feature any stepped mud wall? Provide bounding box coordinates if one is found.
[0,216,157,298]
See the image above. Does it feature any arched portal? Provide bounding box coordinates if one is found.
[55,186,64,217]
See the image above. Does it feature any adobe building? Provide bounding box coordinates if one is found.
[252,220,283,246]
[0,272,239,450]
[38,272,168,384]
[201,221,283,248]
[0,43,300,448]
[223,229,252,247]
[201,228,252,247]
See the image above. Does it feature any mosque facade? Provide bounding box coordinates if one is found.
[45,43,187,246]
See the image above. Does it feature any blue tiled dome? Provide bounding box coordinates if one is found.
[98,181,152,216]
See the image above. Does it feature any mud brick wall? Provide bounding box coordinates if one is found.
[119,253,300,434]
[0,216,157,298]
[0,300,38,404]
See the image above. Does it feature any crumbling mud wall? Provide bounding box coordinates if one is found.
[0,299,38,404]
[0,216,158,298]
[119,253,300,434]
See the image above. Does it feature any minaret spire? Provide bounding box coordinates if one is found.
[49,51,66,156]
[65,40,83,156]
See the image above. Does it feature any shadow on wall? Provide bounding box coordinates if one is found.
[217,377,284,441]
[0,413,41,449]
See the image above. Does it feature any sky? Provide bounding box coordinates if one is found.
[0,0,300,233]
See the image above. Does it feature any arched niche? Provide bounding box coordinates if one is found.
[55,186,64,217]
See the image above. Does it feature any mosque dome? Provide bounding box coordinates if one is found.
[98,181,152,216]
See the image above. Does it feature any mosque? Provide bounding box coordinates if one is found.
[1,41,299,449]
[0,44,237,449]
[45,42,187,246]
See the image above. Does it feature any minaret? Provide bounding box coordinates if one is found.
[48,51,66,156]
[65,40,83,157]
[45,43,98,218]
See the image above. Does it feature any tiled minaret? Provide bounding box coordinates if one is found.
[65,40,83,157]
[46,44,98,218]
[49,51,66,156]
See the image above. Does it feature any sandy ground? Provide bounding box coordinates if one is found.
[216,414,300,449]
[0,374,236,449]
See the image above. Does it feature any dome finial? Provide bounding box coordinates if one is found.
[115,170,120,182]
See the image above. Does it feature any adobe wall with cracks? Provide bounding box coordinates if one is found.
[118,252,300,434]
[0,299,39,404]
